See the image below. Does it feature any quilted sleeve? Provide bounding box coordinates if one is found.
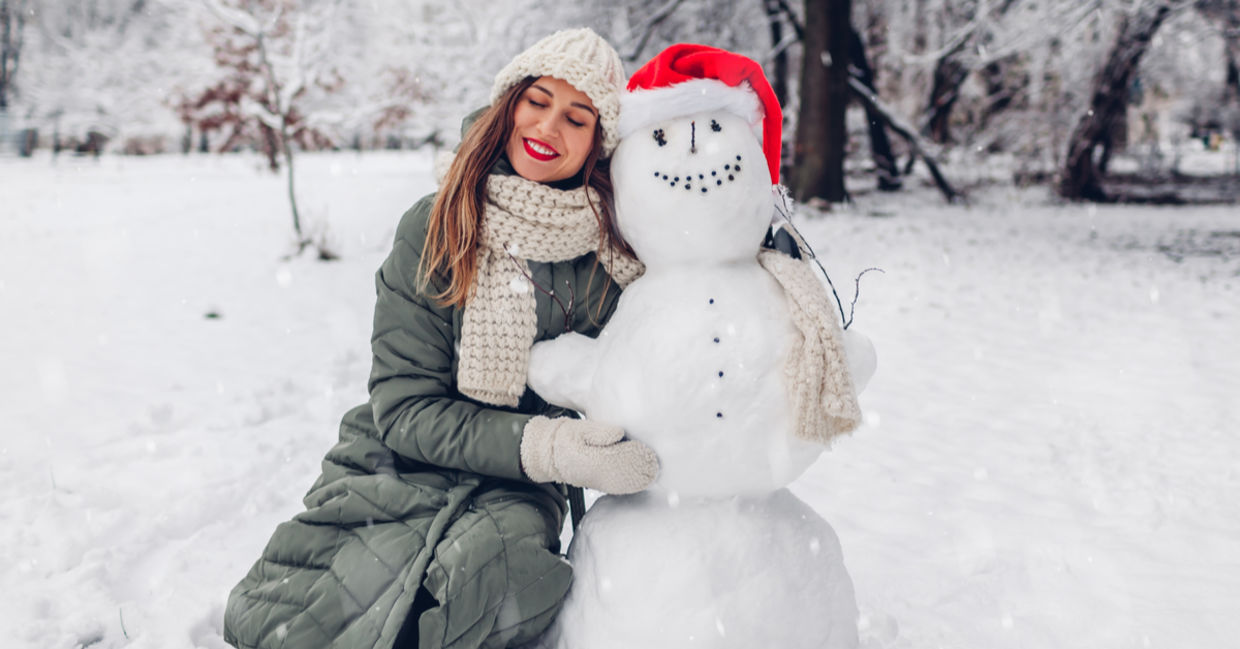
[367,195,534,482]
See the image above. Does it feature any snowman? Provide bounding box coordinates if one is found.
[527,45,875,649]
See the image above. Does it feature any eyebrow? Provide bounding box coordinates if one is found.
[531,83,597,116]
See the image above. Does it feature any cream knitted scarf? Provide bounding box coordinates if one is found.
[456,173,644,407]
[757,249,862,445]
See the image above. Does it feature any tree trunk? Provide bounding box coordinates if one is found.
[0,0,26,111]
[1059,2,1176,201]
[1226,45,1239,102]
[924,42,969,144]
[764,0,790,108]
[277,114,310,255]
[1,0,9,110]
[977,58,1018,134]
[260,123,281,172]
[849,26,900,190]
[792,0,850,203]
[282,134,306,251]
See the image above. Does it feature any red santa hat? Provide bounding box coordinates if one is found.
[621,43,783,184]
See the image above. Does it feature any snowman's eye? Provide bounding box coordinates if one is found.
[653,129,667,147]
[710,120,721,132]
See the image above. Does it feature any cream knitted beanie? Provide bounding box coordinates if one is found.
[491,28,625,156]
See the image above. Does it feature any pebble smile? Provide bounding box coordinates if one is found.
[523,138,560,161]
[652,154,743,194]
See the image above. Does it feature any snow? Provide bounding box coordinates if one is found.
[0,151,430,649]
[796,185,1240,648]
[2,150,1239,648]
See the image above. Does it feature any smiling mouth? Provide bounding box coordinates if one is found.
[523,138,560,161]
[652,154,744,195]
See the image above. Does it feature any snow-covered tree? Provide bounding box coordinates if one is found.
[1,0,27,111]
[179,0,350,254]
[12,0,205,151]
[4,0,1236,201]
[1059,0,1196,200]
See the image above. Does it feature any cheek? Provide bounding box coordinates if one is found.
[510,103,534,128]
[504,131,522,160]
[570,129,595,160]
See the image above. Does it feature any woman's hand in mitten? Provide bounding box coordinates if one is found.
[520,416,659,494]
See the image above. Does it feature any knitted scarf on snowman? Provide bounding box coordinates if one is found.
[440,159,645,407]
[757,248,862,445]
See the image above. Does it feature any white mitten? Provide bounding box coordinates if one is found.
[840,327,877,395]
[520,416,659,494]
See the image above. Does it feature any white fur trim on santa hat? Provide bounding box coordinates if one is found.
[618,78,763,140]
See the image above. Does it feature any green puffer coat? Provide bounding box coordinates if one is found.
[223,169,624,649]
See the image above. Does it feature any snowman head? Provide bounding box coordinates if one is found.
[612,45,783,267]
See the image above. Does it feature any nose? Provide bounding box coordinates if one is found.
[535,112,558,138]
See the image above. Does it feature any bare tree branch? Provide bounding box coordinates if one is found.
[200,0,265,36]
[621,0,687,62]
[846,268,884,329]
[774,0,804,41]
[774,217,884,330]
[848,76,962,203]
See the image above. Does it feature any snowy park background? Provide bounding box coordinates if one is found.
[3,1,1240,648]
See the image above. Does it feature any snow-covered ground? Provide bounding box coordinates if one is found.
[1,151,1237,648]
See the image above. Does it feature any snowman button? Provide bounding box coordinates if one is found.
[716,412,724,418]
[713,337,720,343]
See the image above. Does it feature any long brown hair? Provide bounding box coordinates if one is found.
[419,76,635,309]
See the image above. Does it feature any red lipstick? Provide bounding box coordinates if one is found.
[523,138,560,162]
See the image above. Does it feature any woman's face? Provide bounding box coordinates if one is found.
[506,76,599,183]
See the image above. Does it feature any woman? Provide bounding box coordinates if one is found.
[223,28,658,649]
